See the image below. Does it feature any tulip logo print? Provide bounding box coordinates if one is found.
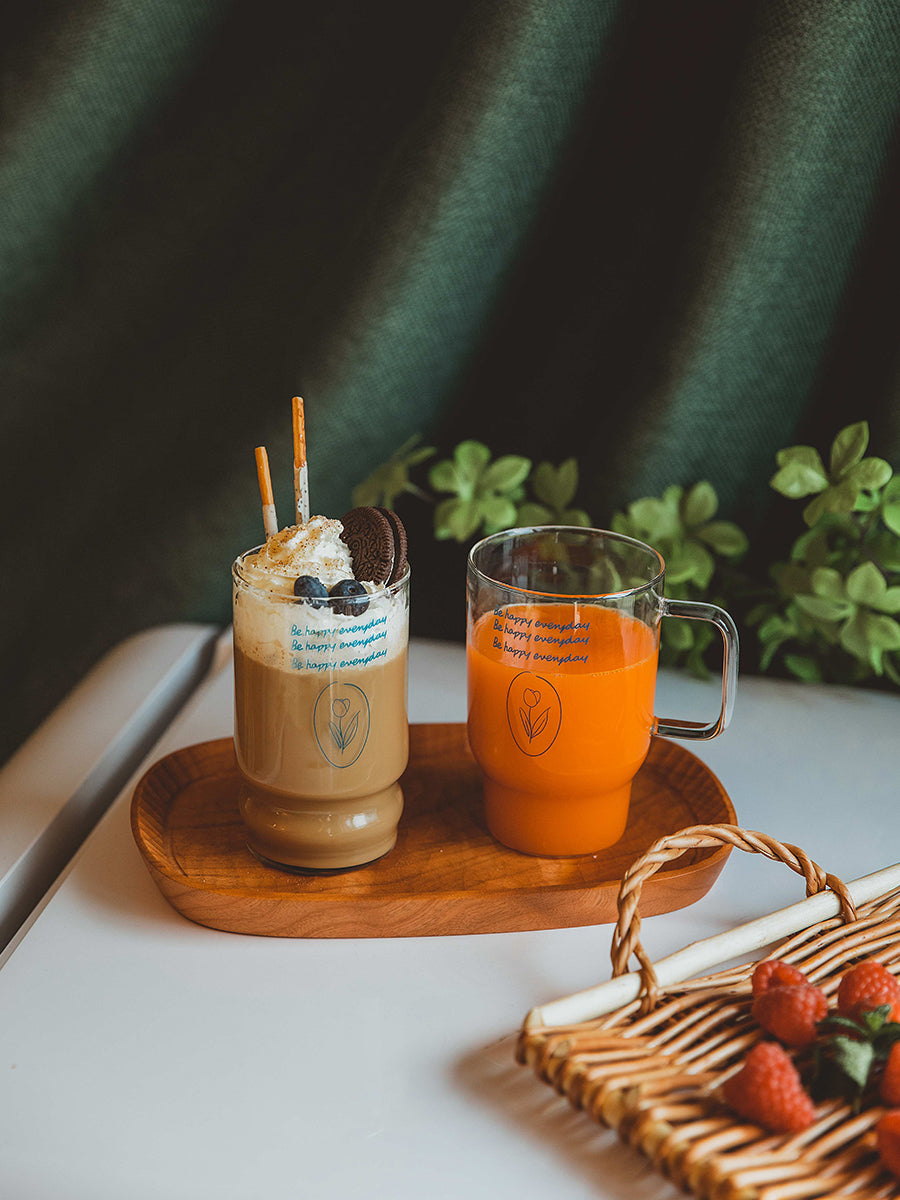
[329,697,358,752]
[519,688,547,741]
[313,683,370,767]
[506,672,562,757]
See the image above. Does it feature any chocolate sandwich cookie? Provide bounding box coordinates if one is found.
[374,506,408,585]
[340,505,409,585]
[340,506,395,584]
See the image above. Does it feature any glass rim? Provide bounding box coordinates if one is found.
[232,545,411,603]
[466,525,666,601]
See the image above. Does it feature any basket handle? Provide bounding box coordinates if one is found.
[610,823,857,1011]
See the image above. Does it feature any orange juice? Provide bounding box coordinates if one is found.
[467,602,658,855]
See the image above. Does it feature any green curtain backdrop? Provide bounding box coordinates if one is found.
[2,0,899,764]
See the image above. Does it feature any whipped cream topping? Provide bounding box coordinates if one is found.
[233,517,408,672]
[239,516,355,595]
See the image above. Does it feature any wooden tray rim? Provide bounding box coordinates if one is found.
[131,725,737,936]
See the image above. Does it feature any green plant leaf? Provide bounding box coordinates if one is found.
[883,503,900,537]
[667,540,715,589]
[810,567,846,602]
[429,459,461,494]
[845,561,887,607]
[869,531,900,572]
[861,1005,895,1037]
[865,613,900,650]
[352,436,436,508]
[516,501,553,526]
[560,507,593,527]
[757,611,799,670]
[696,520,748,557]
[878,588,900,614]
[628,497,681,540]
[847,456,893,491]
[663,618,694,653]
[771,446,828,498]
[839,611,871,662]
[854,490,881,513]
[830,1035,875,1090]
[453,440,492,482]
[610,511,634,537]
[875,475,900,529]
[682,481,717,527]
[353,468,397,509]
[407,445,438,467]
[758,613,794,641]
[773,561,814,597]
[481,455,531,494]
[793,594,853,623]
[829,422,869,477]
[433,497,480,541]
[759,640,784,671]
[479,495,518,533]
[802,479,859,527]
[532,459,578,510]
[784,654,823,682]
[790,527,830,566]
[685,622,715,679]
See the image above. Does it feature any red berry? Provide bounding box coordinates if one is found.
[752,983,829,1047]
[751,959,808,996]
[837,961,900,1023]
[877,1110,900,1178]
[881,1044,900,1107]
[722,1041,816,1133]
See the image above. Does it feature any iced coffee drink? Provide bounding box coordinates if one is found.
[233,507,410,872]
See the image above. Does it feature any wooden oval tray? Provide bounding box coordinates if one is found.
[130,723,735,938]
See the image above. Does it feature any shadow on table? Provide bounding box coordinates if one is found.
[452,1033,678,1198]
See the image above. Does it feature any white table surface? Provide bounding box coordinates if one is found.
[1,631,899,1199]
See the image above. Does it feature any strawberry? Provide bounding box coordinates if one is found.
[722,1041,816,1133]
[837,961,900,1024]
[880,1043,900,1106]
[877,1110,900,1178]
[751,959,808,995]
[752,983,829,1047]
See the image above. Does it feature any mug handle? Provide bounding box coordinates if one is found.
[653,599,739,740]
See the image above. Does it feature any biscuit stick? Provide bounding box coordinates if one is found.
[292,395,309,526]
[254,445,278,538]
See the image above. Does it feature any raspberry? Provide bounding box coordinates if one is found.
[751,959,809,996]
[880,1044,900,1106]
[752,983,829,1047]
[877,1110,900,1178]
[722,1041,816,1133]
[837,961,900,1023]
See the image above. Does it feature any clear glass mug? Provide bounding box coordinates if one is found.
[466,526,738,856]
[232,551,410,872]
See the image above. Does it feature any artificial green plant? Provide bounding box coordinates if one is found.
[353,421,900,689]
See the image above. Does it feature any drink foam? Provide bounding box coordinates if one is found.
[239,516,354,594]
[233,517,408,673]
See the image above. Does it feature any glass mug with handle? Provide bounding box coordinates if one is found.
[466,526,738,856]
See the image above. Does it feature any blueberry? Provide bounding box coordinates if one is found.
[329,579,369,616]
[293,576,329,607]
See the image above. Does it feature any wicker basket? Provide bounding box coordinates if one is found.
[517,824,900,1200]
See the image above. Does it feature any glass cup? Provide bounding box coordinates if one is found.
[232,550,410,872]
[466,526,738,856]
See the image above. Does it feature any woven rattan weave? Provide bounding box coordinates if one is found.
[518,825,900,1199]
